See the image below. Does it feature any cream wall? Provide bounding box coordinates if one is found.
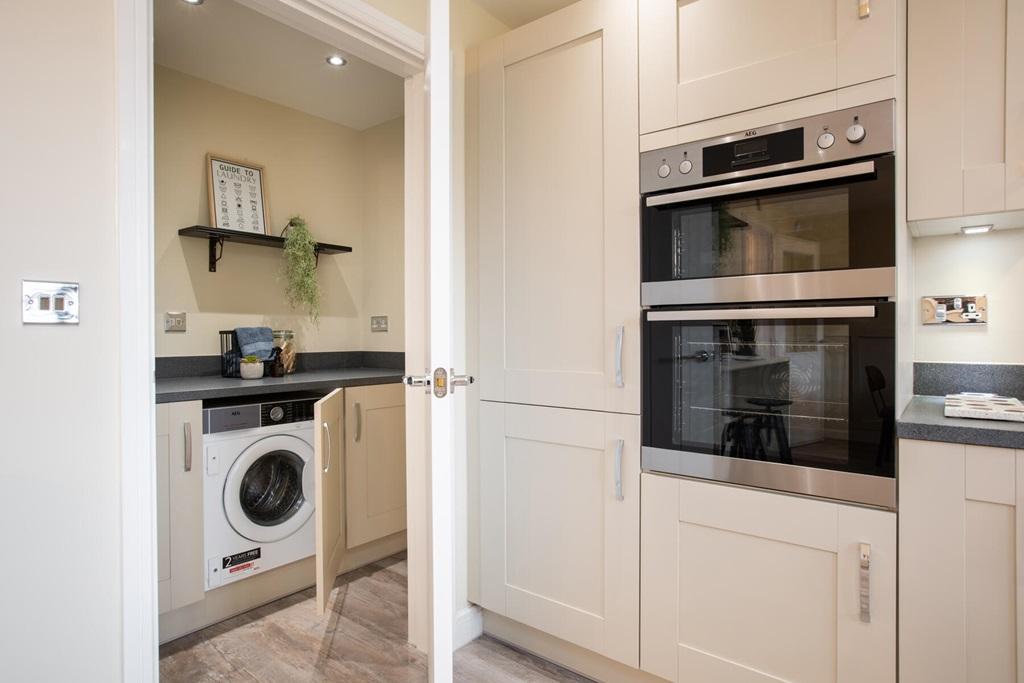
[0,1,122,680]
[155,65,404,357]
[914,229,1024,363]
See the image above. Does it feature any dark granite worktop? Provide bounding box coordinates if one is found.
[156,367,403,403]
[897,395,1024,450]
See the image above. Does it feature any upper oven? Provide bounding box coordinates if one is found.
[641,100,896,307]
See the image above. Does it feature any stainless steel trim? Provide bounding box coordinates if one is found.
[859,543,872,622]
[322,421,332,473]
[641,446,896,509]
[184,422,193,472]
[614,326,625,388]
[641,267,896,307]
[354,402,363,443]
[646,161,876,208]
[647,305,875,322]
[614,439,624,501]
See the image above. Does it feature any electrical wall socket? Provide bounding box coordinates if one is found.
[370,315,389,332]
[164,311,187,332]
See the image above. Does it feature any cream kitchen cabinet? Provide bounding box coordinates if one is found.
[639,0,897,135]
[156,400,204,615]
[477,402,641,667]
[344,383,406,549]
[899,438,1023,683]
[477,0,640,415]
[641,473,896,683]
[908,0,1024,223]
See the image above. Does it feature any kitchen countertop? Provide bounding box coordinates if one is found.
[897,395,1024,449]
[156,367,403,404]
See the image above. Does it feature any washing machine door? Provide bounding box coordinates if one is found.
[223,433,315,543]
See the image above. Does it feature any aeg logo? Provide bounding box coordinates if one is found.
[743,130,758,137]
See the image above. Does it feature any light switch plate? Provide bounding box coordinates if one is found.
[370,315,389,332]
[164,311,187,332]
[23,280,79,324]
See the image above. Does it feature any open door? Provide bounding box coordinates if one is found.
[314,387,345,615]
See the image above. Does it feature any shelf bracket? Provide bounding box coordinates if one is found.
[314,247,321,268]
[209,237,224,272]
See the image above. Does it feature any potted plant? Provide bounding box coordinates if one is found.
[282,215,321,323]
[240,354,264,380]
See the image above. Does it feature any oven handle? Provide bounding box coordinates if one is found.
[645,160,876,207]
[647,305,876,321]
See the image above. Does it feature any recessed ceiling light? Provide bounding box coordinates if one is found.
[182,0,204,5]
[961,224,993,235]
[326,55,347,67]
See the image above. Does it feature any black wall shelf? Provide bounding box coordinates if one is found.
[178,226,352,272]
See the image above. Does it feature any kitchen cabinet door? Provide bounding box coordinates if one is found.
[478,0,640,415]
[345,383,406,549]
[478,402,640,667]
[641,473,896,683]
[899,439,1023,683]
[639,0,896,134]
[314,388,345,615]
[156,400,204,614]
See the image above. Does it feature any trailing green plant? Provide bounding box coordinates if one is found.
[282,215,321,323]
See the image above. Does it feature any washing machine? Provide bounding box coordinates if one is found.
[203,395,318,590]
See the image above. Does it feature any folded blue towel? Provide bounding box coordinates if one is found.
[235,326,275,361]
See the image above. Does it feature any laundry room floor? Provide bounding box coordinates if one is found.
[159,552,591,682]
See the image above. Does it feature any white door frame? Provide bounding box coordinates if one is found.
[114,1,426,680]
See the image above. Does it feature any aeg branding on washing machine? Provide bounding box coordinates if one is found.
[203,396,318,590]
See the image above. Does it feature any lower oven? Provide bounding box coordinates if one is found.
[642,300,895,509]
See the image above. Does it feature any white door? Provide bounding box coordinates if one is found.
[478,0,640,415]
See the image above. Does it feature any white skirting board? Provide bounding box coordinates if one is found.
[454,605,484,650]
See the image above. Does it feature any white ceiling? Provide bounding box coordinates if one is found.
[154,0,405,131]
[472,0,577,28]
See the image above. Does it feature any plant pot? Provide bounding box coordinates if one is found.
[240,361,264,380]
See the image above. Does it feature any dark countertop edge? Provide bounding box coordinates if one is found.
[897,395,1024,450]
[155,371,403,404]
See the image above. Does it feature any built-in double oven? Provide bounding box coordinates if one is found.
[641,100,897,509]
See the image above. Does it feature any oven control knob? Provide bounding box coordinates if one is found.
[816,132,835,149]
[846,123,866,143]
[269,406,285,422]
[678,159,693,174]
[657,163,671,178]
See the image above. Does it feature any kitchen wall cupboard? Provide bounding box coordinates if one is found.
[344,383,407,549]
[477,0,640,415]
[156,400,204,615]
[477,402,641,667]
[899,438,1023,683]
[639,0,896,135]
[908,0,1024,223]
[641,473,896,683]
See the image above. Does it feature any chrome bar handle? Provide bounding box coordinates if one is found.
[648,305,876,322]
[403,370,432,394]
[859,543,871,623]
[184,422,192,472]
[354,403,362,443]
[322,421,332,473]
[450,370,476,394]
[614,326,625,388]
[614,439,624,502]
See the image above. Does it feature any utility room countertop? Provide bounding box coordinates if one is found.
[897,395,1024,450]
[156,368,403,404]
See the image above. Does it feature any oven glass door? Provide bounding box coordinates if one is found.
[643,155,895,284]
[643,302,895,480]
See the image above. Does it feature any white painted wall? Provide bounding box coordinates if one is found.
[0,1,122,680]
[914,229,1024,363]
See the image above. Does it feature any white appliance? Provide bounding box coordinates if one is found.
[203,396,317,590]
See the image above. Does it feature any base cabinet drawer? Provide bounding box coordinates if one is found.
[641,473,895,683]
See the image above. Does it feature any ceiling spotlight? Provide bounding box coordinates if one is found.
[326,55,347,67]
[961,224,993,235]
[182,0,204,5]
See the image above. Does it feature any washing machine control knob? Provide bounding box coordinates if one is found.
[268,406,285,422]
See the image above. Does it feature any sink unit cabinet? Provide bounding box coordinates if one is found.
[639,0,896,135]
[899,438,1024,683]
[641,473,896,683]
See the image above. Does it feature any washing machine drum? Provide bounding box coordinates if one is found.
[223,433,315,543]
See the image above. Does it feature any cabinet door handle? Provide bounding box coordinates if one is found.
[859,543,871,623]
[184,422,192,472]
[614,439,624,501]
[858,0,870,19]
[322,421,332,473]
[354,402,363,443]
[614,326,625,388]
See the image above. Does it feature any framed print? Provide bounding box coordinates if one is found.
[207,154,268,234]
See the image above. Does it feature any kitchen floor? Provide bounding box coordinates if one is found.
[160,553,590,682]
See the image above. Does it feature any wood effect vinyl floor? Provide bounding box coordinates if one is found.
[159,553,592,682]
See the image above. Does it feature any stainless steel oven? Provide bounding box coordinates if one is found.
[641,100,896,307]
[642,301,896,509]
